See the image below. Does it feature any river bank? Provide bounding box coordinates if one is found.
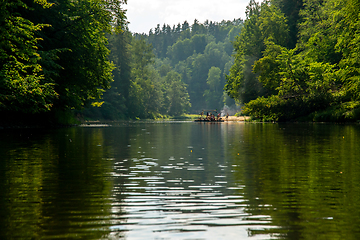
[225,116,250,121]
[0,114,250,129]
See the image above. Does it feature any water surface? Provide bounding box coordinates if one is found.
[1,122,360,239]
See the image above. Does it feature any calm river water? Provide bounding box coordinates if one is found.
[1,122,360,239]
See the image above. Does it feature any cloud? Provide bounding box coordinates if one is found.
[125,0,250,33]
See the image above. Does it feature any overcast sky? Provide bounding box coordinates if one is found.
[125,0,252,34]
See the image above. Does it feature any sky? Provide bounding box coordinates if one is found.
[124,0,252,34]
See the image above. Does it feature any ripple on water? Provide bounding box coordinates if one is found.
[108,147,277,240]
[186,166,205,171]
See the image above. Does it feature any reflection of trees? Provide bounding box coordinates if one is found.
[229,123,360,239]
[0,128,117,239]
[122,122,233,192]
[3,123,359,239]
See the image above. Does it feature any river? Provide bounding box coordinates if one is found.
[1,121,360,239]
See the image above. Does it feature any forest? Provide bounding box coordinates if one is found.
[226,0,360,122]
[2,0,360,124]
[84,17,243,120]
[0,0,241,125]
[0,0,128,125]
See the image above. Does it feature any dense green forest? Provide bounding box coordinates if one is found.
[226,0,360,121]
[0,0,242,124]
[85,18,243,120]
[3,0,360,124]
[84,32,192,120]
[136,18,243,112]
[0,0,127,125]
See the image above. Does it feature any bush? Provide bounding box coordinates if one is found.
[242,95,287,121]
[243,94,335,122]
[311,101,360,122]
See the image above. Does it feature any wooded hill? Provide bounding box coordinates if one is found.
[226,0,360,122]
[84,18,244,120]
[1,0,244,124]
[137,19,243,112]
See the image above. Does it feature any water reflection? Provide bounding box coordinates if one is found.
[230,123,360,239]
[108,123,278,239]
[0,128,117,239]
[1,123,360,239]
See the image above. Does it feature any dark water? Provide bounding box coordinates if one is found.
[1,122,360,239]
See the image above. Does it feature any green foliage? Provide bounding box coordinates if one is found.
[84,30,193,120]
[10,0,360,123]
[246,44,338,121]
[228,0,360,122]
[311,101,360,122]
[271,0,303,48]
[204,67,222,109]
[225,1,289,104]
[258,3,289,47]
[162,71,191,116]
[253,41,284,94]
[167,38,193,63]
[0,0,57,113]
[336,0,360,101]
[298,0,343,64]
[0,0,128,124]
[242,95,284,121]
[243,93,332,122]
[141,18,243,112]
[127,38,163,118]
[35,0,127,111]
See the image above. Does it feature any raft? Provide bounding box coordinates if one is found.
[194,118,224,122]
[195,109,224,122]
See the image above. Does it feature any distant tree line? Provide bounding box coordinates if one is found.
[226,0,360,122]
[6,0,359,123]
[84,32,192,120]
[78,18,245,119]
[133,19,243,112]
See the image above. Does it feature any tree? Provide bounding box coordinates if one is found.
[190,54,210,110]
[332,0,360,100]
[242,0,348,121]
[128,37,163,118]
[298,0,343,64]
[142,18,242,113]
[0,0,128,123]
[271,0,303,48]
[95,31,132,120]
[204,67,222,109]
[253,41,285,94]
[162,71,191,116]
[0,0,57,113]
[191,34,207,54]
[167,38,193,63]
[225,1,290,104]
[49,0,127,110]
[225,0,264,103]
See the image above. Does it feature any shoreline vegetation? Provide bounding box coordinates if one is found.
[225,0,360,123]
[3,0,360,126]
[78,115,251,128]
[0,114,247,129]
[1,113,358,130]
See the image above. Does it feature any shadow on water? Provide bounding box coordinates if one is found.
[230,123,360,240]
[0,127,131,239]
[1,122,360,239]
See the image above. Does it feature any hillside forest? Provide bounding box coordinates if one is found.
[0,0,242,125]
[226,0,360,121]
[2,0,360,124]
[84,18,243,120]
